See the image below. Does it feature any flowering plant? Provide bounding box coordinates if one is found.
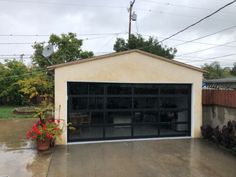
[26,119,63,142]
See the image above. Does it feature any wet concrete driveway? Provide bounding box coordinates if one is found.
[48,139,236,177]
[0,119,52,177]
[1,119,236,177]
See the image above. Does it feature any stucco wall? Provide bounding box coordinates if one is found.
[54,52,203,144]
[203,105,236,128]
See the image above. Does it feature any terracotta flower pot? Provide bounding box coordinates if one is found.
[36,139,50,151]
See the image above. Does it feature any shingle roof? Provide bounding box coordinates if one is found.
[47,49,205,73]
[205,77,236,83]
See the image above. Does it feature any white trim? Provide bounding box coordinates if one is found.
[191,83,194,138]
[67,136,192,145]
[66,80,193,84]
[65,82,68,144]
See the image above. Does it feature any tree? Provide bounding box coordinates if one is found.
[17,69,53,103]
[29,32,94,105]
[202,62,233,79]
[231,62,236,76]
[113,34,177,59]
[0,60,28,105]
[32,33,94,68]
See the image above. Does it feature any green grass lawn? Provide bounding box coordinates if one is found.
[0,106,34,119]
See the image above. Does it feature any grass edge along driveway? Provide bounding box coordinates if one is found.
[0,106,34,119]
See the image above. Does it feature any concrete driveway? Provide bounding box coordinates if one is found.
[0,119,52,177]
[1,119,236,177]
[48,139,236,177]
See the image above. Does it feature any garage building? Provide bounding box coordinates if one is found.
[48,49,203,144]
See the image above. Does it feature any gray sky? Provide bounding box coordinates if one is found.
[0,0,235,67]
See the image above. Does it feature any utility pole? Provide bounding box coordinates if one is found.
[20,54,24,62]
[128,0,136,41]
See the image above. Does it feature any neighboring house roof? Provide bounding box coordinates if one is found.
[204,77,236,89]
[47,49,205,73]
[205,77,236,83]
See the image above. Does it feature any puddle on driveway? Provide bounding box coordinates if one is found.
[0,119,35,150]
[0,119,53,177]
[0,149,51,177]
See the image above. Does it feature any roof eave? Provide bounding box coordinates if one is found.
[47,49,205,73]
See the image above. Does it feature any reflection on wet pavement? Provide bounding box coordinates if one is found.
[1,119,236,177]
[0,119,35,150]
[48,139,236,177]
[0,119,53,177]
[0,149,51,177]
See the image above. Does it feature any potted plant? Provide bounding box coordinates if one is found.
[26,119,63,151]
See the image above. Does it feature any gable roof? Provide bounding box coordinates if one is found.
[47,49,205,73]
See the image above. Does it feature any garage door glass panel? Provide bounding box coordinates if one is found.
[89,83,104,95]
[69,112,90,126]
[160,85,190,95]
[89,97,104,109]
[160,97,188,109]
[133,111,158,124]
[160,123,189,136]
[105,126,131,138]
[68,128,80,141]
[106,112,132,125]
[134,98,158,109]
[90,112,104,125]
[133,125,158,136]
[70,97,87,110]
[107,85,132,95]
[107,98,132,109]
[134,84,159,95]
[77,83,89,95]
[68,83,79,95]
[160,110,188,124]
[75,127,104,139]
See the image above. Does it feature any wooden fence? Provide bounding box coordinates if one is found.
[202,89,236,108]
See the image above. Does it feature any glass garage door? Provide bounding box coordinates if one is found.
[67,82,191,142]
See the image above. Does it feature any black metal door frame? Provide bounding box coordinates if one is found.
[67,82,191,142]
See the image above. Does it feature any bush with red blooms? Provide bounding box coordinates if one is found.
[26,119,63,142]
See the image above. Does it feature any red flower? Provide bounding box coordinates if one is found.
[26,131,31,139]
[26,117,63,142]
[42,124,46,130]
[37,120,42,125]
[46,133,53,139]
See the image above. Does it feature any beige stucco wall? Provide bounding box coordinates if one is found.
[203,105,236,128]
[54,52,203,144]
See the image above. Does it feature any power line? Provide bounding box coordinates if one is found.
[0,42,34,45]
[136,8,233,23]
[141,34,236,48]
[174,25,236,47]
[0,34,126,45]
[176,40,236,57]
[159,0,236,43]
[141,0,235,14]
[175,53,236,63]
[0,34,49,37]
[2,69,48,79]
[0,32,126,37]
[2,0,220,21]
[0,54,31,56]
[0,0,127,9]
[0,57,31,60]
[193,53,236,60]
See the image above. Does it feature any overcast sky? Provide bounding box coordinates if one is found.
[0,0,235,67]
